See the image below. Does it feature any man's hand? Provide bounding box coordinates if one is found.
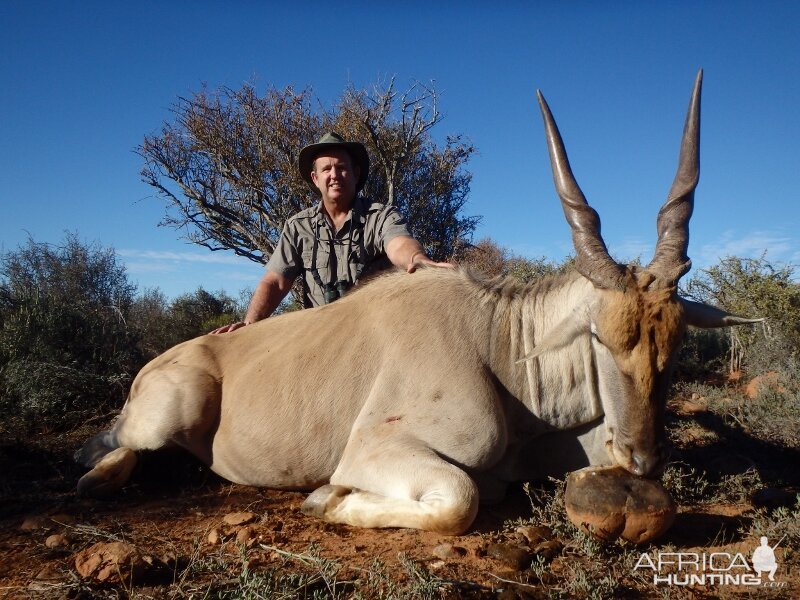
[387,236,455,274]
[407,251,455,273]
[210,271,292,335]
[210,321,248,335]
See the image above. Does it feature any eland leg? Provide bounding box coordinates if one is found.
[301,430,479,535]
[76,365,220,497]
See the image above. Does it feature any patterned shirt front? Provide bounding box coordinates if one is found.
[266,196,411,307]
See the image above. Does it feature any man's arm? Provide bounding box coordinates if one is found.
[385,235,454,273]
[210,270,294,334]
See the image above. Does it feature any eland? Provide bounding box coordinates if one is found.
[77,71,760,534]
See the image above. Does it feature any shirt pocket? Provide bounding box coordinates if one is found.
[301,248,331,282]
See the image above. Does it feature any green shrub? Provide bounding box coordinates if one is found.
[681,255,800,375]
[169,287,242,343]
[0,234,141,431]
[674,327,729,381]
[0,234,250,433]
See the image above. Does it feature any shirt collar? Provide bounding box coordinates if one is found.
[313,195,368,232]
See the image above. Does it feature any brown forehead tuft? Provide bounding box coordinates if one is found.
[596,275,687,399]
[596,271,685,355]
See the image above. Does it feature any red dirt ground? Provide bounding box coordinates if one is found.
[1,413,798,599]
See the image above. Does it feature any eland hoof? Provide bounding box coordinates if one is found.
[77,447,137,498]
[565,465,676,544]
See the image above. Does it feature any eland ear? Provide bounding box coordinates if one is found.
[517,311,590,363]
[681,298,765,328]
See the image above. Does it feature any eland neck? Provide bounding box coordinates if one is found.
[485,272,604,430]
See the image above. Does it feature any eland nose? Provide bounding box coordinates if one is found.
[631,450,662,477]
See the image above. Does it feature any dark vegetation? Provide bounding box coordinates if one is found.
[0,234,243,430]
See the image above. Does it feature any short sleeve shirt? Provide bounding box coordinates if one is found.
[266,196,411,307]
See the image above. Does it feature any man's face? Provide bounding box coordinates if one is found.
[311,148,359,206]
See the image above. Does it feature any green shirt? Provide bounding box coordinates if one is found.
[266,196,411,307]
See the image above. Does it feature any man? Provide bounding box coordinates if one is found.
[212,132,450,334]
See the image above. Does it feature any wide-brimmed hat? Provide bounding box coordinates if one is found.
[298,132,369,195]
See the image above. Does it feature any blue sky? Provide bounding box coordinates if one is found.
[1,1,798,299]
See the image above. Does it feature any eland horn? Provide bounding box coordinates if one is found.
[647,69,703,287]
[537,91,626,290]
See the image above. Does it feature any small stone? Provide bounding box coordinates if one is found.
[160,551,180,569]
[515,525,553,546]
[223,511,257,526]
[565,465,676,544]
[680,400,705,414]
[74,541,148,583]
[20,516,49,531]
[236,526,256,545]
[207,528,221,545]
[532,539,563,561]
[486,543,532,571]
[431,543,467,560]
[45,534,70,549]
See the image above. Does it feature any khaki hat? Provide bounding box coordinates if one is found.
[298,132,369,194]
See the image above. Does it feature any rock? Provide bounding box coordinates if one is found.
[160,551,181,570]
[22,513,76,532]
[565,465,676,544]
[207,528,221,545]
[236,526,256,546]
[515,525,553,546]
[223,511,257,526]
[45,533,70,549]
[74,541,149,583]
[19,516,50,531]
[486,543,532,571]
[431,543,467,560]
[679,400,706,415]
[531,539,563,561]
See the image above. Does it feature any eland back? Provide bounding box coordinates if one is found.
[77,71,760,535]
